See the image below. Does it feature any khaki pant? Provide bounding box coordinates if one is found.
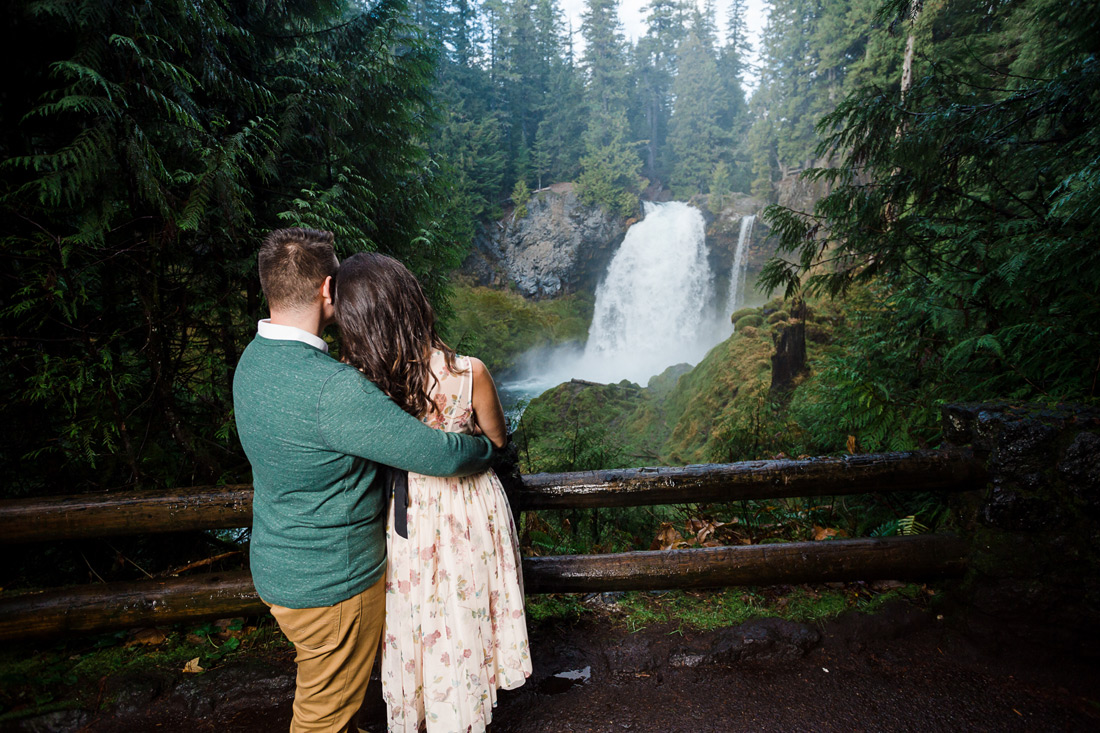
[268,577,386,733]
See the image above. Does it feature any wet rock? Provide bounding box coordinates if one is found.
[992,419,1059,474]
[465,184,627,298]
[1059,431,1100,515]
[943,404,1100,656]
[12,709,90,733]
[980,480,1061,531]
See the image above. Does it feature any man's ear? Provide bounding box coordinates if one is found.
[321,275,334,305]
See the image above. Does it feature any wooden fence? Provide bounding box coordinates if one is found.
[0,449,981,641]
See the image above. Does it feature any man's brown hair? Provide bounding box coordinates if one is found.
[258,228,339,311]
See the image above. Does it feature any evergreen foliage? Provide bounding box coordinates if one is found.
[762,0,1100,435]
[668,9,728,197]
[1,0,458,494]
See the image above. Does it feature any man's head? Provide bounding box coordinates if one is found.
[258,228,339,313]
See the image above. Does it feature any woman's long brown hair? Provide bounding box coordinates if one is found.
[334,252,463,418]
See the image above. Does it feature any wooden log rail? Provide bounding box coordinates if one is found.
[0,536,967,641]
[0,449,983,543]
[0,449,985,640]
[518,449,984,509]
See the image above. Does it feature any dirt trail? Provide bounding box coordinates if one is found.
[23,603,1100,733]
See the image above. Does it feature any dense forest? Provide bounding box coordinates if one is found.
[2,0,1098,514]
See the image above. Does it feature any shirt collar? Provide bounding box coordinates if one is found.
[256,319,329,353]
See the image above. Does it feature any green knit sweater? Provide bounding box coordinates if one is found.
[233,335,494,609]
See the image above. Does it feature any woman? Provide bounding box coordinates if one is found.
[334,252,531,733]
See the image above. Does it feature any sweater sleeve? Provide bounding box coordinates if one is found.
[317,367,494,476]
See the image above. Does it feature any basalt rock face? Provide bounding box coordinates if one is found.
[699,193,775,282]
[943,403,1100,657]
[462,183,627,298]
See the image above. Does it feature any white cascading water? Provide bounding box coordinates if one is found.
[503,201,757,404]
[575,201,715,384]
[724,214,756,318]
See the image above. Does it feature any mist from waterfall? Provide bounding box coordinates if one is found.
[507,201,740,392]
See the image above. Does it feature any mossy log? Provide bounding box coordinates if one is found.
[0,485,253,543]
[0,571,266,641]
[517,449,985,510]
[0,536,967,640]
[0,451,985,542]
[522,535,969,594]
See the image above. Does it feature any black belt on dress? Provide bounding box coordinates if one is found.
[382,465,410,539]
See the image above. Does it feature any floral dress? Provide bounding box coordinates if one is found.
[381,351,531,733]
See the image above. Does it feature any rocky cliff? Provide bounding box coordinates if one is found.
[701,192,776,278]
[462,182,628,298]
[462,185,780,301]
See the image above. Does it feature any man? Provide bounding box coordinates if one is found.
[233,228,495,733]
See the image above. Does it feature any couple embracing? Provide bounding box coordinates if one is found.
[233,228,530,733]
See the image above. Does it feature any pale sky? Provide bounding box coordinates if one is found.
[560,0,769,87]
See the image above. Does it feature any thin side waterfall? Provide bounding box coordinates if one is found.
[725,214,756,317]
[578,201,715,384]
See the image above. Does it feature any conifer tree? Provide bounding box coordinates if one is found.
[717,0,752,192]
[1,0,453,493]
[576,0,641,214]
[762,0,1100,436]
[668,8,728,197]
[633,0,686,184]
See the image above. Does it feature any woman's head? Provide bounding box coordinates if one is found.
[334,252,457,417]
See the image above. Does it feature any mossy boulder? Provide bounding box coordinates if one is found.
[734,314,765,330]
[729,307,758,323]
[766,310,789,324]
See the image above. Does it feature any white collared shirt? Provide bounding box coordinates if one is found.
[256,319,329,353]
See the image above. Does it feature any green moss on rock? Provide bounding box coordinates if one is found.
[734,314,765,330]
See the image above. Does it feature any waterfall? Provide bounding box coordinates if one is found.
[725,214,756,317]
[577,202,715,385]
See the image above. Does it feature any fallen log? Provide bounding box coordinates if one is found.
[517,449,985,510]
[0,485,253,543]
[522,535,968,593]
[0,571,265,641]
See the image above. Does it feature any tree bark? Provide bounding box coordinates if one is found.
[523,535,968,593]
[0,571,265,641]
[517,449,984,510]
[0,485,252,543]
